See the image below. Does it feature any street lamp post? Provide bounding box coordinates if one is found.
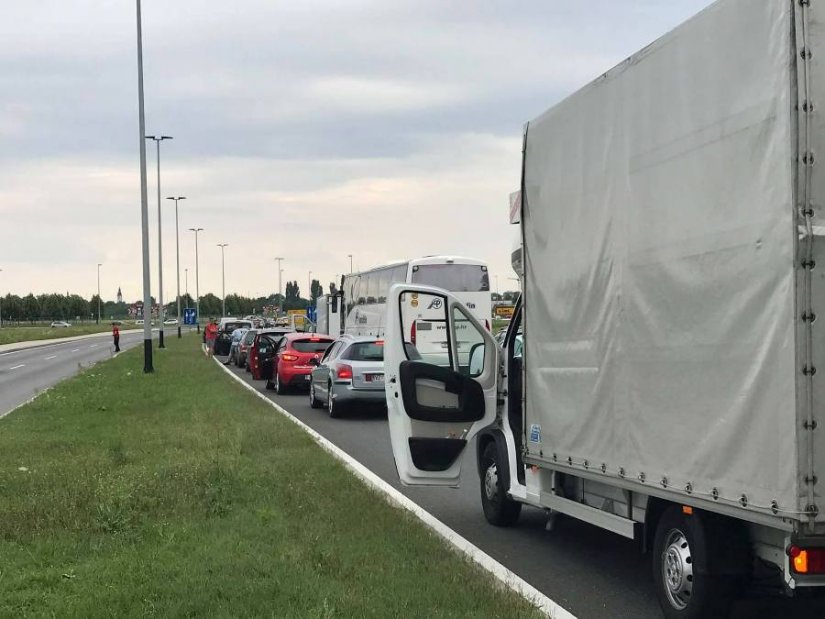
[146,135,172,348]
[135,0,153,372]
[0,268,3,329]
[185,268,189,308]
[347,254,353,274]
[274,257,284,300]
[189,228,203,332]
[217,243,228,317]
[166,196,186,337]
[97,263,102,324]
[308,270,312,302]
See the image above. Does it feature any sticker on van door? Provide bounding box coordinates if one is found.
[529,424,541,443]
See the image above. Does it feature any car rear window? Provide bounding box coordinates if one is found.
[344,342,385,361]
[292,339,333,353]
[223,322,250,332]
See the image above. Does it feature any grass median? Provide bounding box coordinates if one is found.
[0,333,543,618]
[0,323,119,346]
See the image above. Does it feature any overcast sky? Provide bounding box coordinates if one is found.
[0,0,713,302]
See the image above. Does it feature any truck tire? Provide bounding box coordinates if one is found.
[480,442,521,527]
[652,506,737,619]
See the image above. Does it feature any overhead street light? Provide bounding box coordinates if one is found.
[189,228,203,333]
[217,243,228,317]
[347,254,353,274]
[135,0,153,372]
[97,263,103,324]
[145,134,172,349]
[166,196,186,337]
[308,270,312,302]
[185,268,189,309]
[0,268,4,329]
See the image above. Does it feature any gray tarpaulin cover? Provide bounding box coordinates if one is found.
[522,0,824,522]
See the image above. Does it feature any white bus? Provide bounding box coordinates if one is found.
[337,256,491,362]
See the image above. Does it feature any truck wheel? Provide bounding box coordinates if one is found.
[652,506,737,619]
[480,442,521,527]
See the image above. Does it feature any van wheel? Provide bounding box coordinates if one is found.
[275,372,287,395]
[652,506,738,619]
[480,442,521,526]
[309,384,322,409]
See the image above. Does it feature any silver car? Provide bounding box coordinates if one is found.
[309,335,387,418]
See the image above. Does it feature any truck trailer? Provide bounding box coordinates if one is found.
[382,1,825,616]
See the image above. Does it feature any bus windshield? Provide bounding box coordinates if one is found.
[410,264,489,292]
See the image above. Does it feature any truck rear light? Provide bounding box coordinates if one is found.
[788,545,825,574]
[282,354,298,362]
[337,364,353,380]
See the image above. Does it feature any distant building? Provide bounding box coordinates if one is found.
[117,287,123,304]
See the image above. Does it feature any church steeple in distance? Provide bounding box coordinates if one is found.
[117,287,123,304]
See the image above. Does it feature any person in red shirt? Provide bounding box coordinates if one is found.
[112,322,121,352]
[204,318,219,357]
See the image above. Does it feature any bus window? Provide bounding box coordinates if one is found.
[391,264,408,284]
[410,264,490,292]
[377,268,390,302]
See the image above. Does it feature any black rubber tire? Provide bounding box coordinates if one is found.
[479,442,521,527]
[652,506,738,619]
[309,384,322,409]
[265,380,274,391]
[275,372,287,395]
[327,382,342,418]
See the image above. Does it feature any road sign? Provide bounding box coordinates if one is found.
[184,308,197,325]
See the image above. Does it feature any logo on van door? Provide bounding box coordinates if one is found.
[427,298,443,310]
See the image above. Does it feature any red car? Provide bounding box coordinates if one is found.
[248,329,291,380]
[267,333,334,393]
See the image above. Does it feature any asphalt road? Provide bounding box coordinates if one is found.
[221,356,825,619]
[0,331,154,417]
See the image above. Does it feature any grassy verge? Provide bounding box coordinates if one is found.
[0,323,121,345]
[0,334,543,618]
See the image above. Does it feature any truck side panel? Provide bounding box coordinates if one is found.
[522,0,801,521]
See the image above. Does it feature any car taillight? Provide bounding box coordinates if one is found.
[789,546,825,574]
[411,321,416,345]
[282,354,298,362]
[337,364,353,380]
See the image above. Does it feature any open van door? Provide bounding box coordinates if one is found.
[384,283,498,487]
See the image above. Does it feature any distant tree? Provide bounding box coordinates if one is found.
[328,282,338,296]
[199,293,221,318]
[310,280,323,304]
[22,294,39,322]
[502,290,519,302]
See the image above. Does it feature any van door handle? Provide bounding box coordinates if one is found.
[389,376,397,384]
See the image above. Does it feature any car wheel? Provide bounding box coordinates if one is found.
[275,372,287,395]
[480,442,522,527]
[327,382,342,418]
[265,379,274,390]
[309,383,322,409]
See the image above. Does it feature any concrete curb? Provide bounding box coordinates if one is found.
[213,357,576,619]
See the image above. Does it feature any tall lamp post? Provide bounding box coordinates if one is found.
[189,228,203,332]
[0,268,3,329]
[97,263,102,324]
[166,196,186,337]
[135,0,153,372]
[308,270,312,303]
[217,243,228,317]
[347,254,353,274]
[146,134,172,349]
[185,268,189,308]
[274,257,284,300]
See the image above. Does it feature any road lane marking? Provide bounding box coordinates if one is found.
[89,344,98,348]
[9,364,25,370]
[45,355,57,360]
[213,358,575,619]
[71,349,80,352]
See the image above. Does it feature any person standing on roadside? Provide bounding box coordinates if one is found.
[205,318,219,357]
[112,322,121,353]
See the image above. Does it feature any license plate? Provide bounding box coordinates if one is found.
[304,374,311,381]
[366,373,384,383]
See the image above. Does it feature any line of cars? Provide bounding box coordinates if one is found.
[215,318,387,417]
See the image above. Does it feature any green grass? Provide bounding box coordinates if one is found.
[0,323,126,346]
[0,334,543,618]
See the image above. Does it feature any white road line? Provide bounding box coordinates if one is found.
[9,364,25,370]
[71,348,80,352]
[214,359,575,619]
[45,355,57,360]
[89,344,97,348]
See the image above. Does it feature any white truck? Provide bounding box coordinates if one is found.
[382,1,825,616]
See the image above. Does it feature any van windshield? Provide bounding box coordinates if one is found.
[410,264,489,291]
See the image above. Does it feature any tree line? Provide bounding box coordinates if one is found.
[0,279,328,323]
